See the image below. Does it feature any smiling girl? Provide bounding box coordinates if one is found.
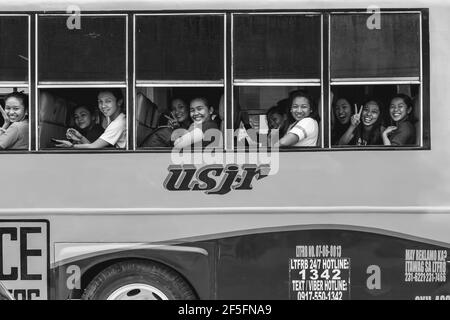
[0,92,29,150]
[140,97,192,148]
[54,89,126,149]
[382,94,416,146]
[65,105,104,144]
[267,105,289,136]
[340,99,384,146]
[265,105,289,147]
[173,97,219,149]
[277,90,319,147]
[332,97,356,146]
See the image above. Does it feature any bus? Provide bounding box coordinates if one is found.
[0,0,449,300]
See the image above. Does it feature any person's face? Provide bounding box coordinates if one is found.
[390,97,411,122]
[361,101,381,126]
[190,99,212,124]
[334,99,351,125]
[171,99,188,123]
[268,112,286,130]
[290,97,312,121]
[5,97,26,123]
[98,91,121,118]
[74,107,93,129]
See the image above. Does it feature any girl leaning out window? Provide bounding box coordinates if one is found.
[382,94,416,146]
[0,92,29,150]
[277,90,320,147]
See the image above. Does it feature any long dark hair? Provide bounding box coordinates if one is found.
[389,93,416,124]
[331,96,354,145]
[356,98,384,145]
[4,91,29,114]
[332,97,354,123]
[73,105,96,131]
[98,88,125,113]
[266,105,289,137]
[169,97,191,128]
[287,90,320,124]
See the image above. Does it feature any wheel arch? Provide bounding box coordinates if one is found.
[72,256,200,299]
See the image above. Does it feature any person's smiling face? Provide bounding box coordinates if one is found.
[334,98,352,125]
[5,97,26,123]
[361,101,381,126]
[74,106,93,130]
[171,99,189,123]
[190,99,212,124]
[268,112,286,130]
[389,97,411,122]
[98,91,121,118]
[290,97,312,121]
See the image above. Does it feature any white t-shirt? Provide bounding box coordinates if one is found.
[99,113,126,148]
[287,117,319,147]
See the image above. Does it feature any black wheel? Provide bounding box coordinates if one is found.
[81,260,196,300]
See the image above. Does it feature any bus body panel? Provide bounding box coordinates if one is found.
[0,0,449,300]
[216,228,449,300]
[0,150,449,209]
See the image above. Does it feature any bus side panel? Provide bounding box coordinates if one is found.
[217,229,450,300]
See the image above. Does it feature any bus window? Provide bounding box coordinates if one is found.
[0,15,30,152]
[330,13,420,79]
[330,12,423,149]
[135,14,225,150]
[38,15,126,82]
[233,14,321,79]
[234,86,321,149]
[232,14,322,149]
[0,16,28,82]
[330,84,420,147]
[135,15,224,81]
[137,87,223,149]
[39,88,126,150]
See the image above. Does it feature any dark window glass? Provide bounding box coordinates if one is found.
[0,16,28,82]
[234,14,321,79]
[38,16,126,81]
[331,13,420,79]
[136,15,224,80]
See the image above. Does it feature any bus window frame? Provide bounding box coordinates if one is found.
[133,13,227,151]
[0,8,429,154]
[328,10,427,150]
[0,14,31,152]
[35,13,129,151]
[231,12,324,150]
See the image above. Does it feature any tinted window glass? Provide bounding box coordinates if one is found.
[234,14,321,79]
[331,13,420,79]
[0,16,28,82]
[38,16,126,81]
[136,15,224,80]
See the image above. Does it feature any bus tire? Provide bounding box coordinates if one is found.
[81,260,196,300]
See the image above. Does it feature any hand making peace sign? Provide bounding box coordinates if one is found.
[164,112,180,129]
[350,104,363,127]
